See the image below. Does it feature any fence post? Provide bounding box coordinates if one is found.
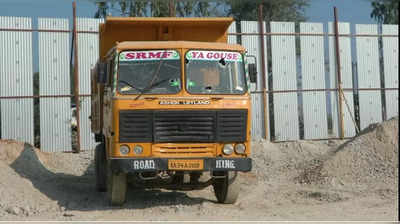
[333,7,345,139]
[73,1,81,152]
[258,4,268,140]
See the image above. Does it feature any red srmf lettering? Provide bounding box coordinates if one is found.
[125,53,135,59]
[148,52,162,58]
[161,51,173,58]
[136,52,147,59]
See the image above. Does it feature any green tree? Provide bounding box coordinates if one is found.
[370,0,399,24]
[94,2,109,18]
[93,0,223,18]
[93,0,309,22]
[227,0,309,23]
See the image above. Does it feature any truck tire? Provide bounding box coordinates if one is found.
[95,143,107,192]
[107,165,127,206]
[212,171,240,204]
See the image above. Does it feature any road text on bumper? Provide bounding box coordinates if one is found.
[110,158,252,173]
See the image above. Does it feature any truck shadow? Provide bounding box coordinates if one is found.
[9,143,210,212]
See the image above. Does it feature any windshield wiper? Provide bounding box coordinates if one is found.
[133,78,171,98]
[119,77,170,97]
[118,80,143,92]
[134,54,165,100]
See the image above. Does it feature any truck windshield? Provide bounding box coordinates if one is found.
[185,50,246,94]
[118,50,181,94]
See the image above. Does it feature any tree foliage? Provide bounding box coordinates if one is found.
[227,0,309,23]
[93,0,310,23]
[94,0,225,18]
[370,0,398,24]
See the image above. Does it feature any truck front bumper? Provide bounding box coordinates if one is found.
[110,157,252,173]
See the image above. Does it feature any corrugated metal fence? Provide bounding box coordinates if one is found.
[0,17,34,144]
[0,16,398,152]
[38,18,72,152]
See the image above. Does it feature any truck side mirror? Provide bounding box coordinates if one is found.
[97,62,107,84]
[248,63,257,83]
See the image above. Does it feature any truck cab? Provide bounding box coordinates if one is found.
[90,17,252,205]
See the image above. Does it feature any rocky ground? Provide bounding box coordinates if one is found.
[0,117,398,222]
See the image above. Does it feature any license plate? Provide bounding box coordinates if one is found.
[168,159,204,170]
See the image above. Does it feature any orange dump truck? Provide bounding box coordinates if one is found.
[90,17,253,205]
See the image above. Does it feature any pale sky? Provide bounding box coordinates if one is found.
[1,0,376,24]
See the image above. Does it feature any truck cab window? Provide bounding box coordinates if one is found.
[117,50,181,95]
[185,50,247,94]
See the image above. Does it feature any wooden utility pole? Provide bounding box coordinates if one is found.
[333,7,345,139]
[258,3,269,140]
[73,1,81,152]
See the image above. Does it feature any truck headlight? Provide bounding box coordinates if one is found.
[223,144,234,155]
[234,143,246,154]
[119,145,130,155]
[133,145,143,154]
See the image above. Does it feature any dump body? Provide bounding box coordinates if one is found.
[99,17,233,60]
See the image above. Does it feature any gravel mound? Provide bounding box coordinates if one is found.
[251,139,341,183]
[0,141,58,217]
[296,117,398,191]
[0,140,95,218]
[0,117,397,220]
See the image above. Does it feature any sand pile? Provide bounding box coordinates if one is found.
[296,117,398,191]
[0,140,60,216]
[0,140,36,164]
[0,140,95,217]
[250,139,341,184]
[0,117,397,220]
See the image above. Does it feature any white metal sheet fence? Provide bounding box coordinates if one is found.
[77,18,103,151]
[300,22,328,140]
[270,22,299,141]
[382,25,399,120]
[0,16,34,144]
[38,18,72,152]
[0,16,398,152]
[240,21,268,140]
[356,24,383,130]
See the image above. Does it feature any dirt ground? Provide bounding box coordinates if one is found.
[0,117,398,222]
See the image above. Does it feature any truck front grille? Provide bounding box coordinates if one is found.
[119,110,153,142]
[154,110,216,142]
[119,110,247,143]
[217,110,247,142]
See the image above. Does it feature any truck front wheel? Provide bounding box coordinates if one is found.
[212,171,240,204]
[107,165,127,206]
